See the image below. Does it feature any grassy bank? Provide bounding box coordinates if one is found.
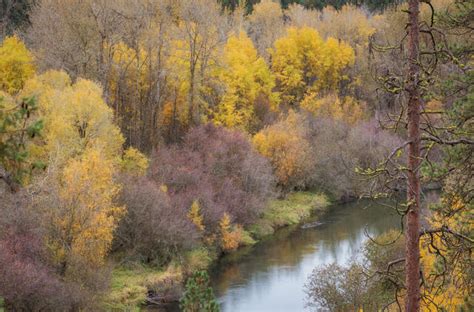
[106,191,329,310]
[250,192,329,239]
[104,264,183,311]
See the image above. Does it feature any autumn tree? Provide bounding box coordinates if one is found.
[120,147,149,176]
[171,0,228,126]
[20,70,124,166]
[271,27,355,107]
[188,200,205,232]
[246,0,285,60]
[300,93,365,125]
[40,147,123,276]
[219,212,242,252]
[28,0,176,150]
[213,31,279,132]
[253,111,314,191]
[18,70,130,284]
[0,36,35,94]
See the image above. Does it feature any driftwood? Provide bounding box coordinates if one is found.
[145,290,180,307]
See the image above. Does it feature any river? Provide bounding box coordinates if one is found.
[208,199,400,312]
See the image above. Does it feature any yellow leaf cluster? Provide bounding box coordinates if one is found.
[253,111,313,188]
[219,212,242,252]
[20,70,124,165]
[165,22,221,126]
[121,147,149,176]
[419,196,473,310]
[0,36,35,94]
[301,93,366,124]
[271,27,355,106]
[188,200,205,232]
[214,31,279,132]
[108,41,151,108]
[49,147,124,267]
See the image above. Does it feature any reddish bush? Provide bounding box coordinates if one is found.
[305,117,403,199]
[114,175,200,264]
[0,190,105,311]
[150,124,275,229]
[0,230,79,311]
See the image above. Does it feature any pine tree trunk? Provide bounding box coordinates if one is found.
[405,0,421,310]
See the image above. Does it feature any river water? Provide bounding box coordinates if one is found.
[208,199,400,312]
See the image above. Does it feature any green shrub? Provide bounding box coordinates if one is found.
[180,271,219,312]
[185,248,215,273]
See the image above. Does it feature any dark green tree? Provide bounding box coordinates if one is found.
[0,95,43,192]
[180,271,220,312]
[220,0,402,12]
[1,0,36,37]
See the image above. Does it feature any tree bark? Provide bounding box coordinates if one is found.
[405,0,421,311]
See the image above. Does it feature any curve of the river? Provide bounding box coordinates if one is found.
[209,199,400,312]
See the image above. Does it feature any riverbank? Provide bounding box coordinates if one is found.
[210,198,401,311]
[104,191,329,310]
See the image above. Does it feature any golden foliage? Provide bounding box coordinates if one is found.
[213,31,279,132]
[271,27,355,106]
[188,200,205,232]
[301,93,366,124]
[219,212,242,252]
[48,147,124,268]
[419,195,473,310]
[108,41,150,119]
[121,147,149,176]
[0,36,35,94]
[21,70,124,165]
[253,111,313,188]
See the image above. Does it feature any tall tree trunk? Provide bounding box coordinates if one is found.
[406,0,421,310]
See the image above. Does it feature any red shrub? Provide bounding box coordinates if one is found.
[0,190,103,311]
[114,175,200,264]
[150,124,275,228]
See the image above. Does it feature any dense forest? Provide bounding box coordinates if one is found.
[0,0,472,311]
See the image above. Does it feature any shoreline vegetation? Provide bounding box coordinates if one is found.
[105,191,329,311]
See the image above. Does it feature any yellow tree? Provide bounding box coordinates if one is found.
[270,27,354,107]
[247,0,285,60]
[300,93,365,125]
[171,0,226,126]
[46,147,124,275]
[120,147,149,176]
[108,41,150,143]
[0,36,35,94]
[20,71,130,277]
[188,200,205,232]
[20,70,124,166]
[253,111,314,190]
[418,192,473,310]
[160,43,192,143]
[219,212,242,252]
[214,32,279,132]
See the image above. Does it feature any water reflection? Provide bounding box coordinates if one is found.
[210,199,400,312]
